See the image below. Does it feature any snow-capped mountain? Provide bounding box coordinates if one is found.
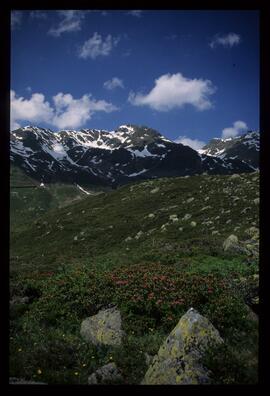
[199,131,259,170]
[10,125,258,187]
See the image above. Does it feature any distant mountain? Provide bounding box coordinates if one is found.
[10,125,258,187]
[199,131,259,170]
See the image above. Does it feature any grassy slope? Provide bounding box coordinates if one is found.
[11,172,259,273]
[10,172,259,384]
[10,165,104,232]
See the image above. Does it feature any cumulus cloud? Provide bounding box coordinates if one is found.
[48,10,85,37]
[79,32,120,59]
[10,90,118,130]
[222,121,248,139]
[52,92,118,129]
[210,33,241,49]
[128,73,216,111]
[10,90,54,130]
[127,10,143,17]
[11,11,23,29]
[104,77,124,90]
[174,136,206,151]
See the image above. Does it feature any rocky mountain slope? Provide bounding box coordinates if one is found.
[10,125,258,187]
[199,131,259,169]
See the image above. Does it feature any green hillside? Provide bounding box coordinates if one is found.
[11,172,259,273]
[10,165,105,232]
[10,172,259,384]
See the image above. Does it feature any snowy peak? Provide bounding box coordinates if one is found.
[199,131,259,169]
[10,125,259,187]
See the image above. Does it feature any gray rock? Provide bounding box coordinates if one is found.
[223,234,239,252]
[245,227,259,239]
[88,363,123,385]
[80,307,124,346]
[10,296,29,305]
[142,308,223,385]
[169,214,179,222]
[135,231,144,240]
[150,187,160,194]
[230,174,241,179]
[254,198,259,205]
[9,377,47,385]
[182,214,192,221]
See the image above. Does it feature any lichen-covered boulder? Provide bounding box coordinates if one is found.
[80,307,124,346]
[245,227,259,240]
[142,308,223,385]
[88,363,123,384]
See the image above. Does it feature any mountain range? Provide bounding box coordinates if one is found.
[10,125,259,187]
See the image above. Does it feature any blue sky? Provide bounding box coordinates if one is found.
[11,9,259,148]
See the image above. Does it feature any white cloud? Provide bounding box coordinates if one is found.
[10,90,118,130]
[79,32,120,59]
[48,10,85,37]
[174,136,206,151]
[127,10,142,17]
[10,90,54,130]
[104,77,124,90]
[210,33,241,49]
[11,11,23,29]
[29,11,48,19]
[128,73,216,111]
[52,92,118,129]
[222,120,248,139]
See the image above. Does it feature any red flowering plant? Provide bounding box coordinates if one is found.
[104,262,231,334]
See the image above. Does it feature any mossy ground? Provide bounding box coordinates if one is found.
[9,172,259,384]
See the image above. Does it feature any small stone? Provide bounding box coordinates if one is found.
[88,363,123,385]
[182,214,192,221]
[230,174,241,179]
[135,231,143,240]
[201,206,211,211]
[187,197,194,203]
[150,187,160,194]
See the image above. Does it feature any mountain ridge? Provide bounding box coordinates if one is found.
[10,124,259,187]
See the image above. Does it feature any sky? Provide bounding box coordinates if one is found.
[11,9,259,149]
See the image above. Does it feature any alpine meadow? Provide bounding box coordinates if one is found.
[10,9,259,385]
